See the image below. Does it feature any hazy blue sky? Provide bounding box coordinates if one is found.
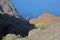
[12,0,60,18]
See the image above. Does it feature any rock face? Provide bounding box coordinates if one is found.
[27,13,60,40]
[0,0,20,18]
[0,0,60,40]
[11,23,60,40]
[28,23,60,40]
[29,13,60,26]
[0,0,34,40]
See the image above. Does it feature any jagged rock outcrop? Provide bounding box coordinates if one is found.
[0,0,35,40]
[25,16,30,21]
[0,0,21,18]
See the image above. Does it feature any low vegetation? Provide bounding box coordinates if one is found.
[2,34,21,40]
[35,22,47,29]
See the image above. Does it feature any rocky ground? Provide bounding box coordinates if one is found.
[27,23,60,40]
[0,0,60,40]
[5,23,60,40]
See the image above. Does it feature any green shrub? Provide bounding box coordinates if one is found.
[35,22,47,29]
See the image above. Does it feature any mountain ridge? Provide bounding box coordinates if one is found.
[29,13,60,25]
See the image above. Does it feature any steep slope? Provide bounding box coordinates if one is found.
[0,0,21,18]
[28,23,60,40]
[0,0,35,40]
[18,14,60,40]
[29,13,60,25]
[0,0,60,40]
[27,13,60,40]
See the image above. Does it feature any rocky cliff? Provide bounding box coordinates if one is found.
[28,13,60,40]
[0,0,34,40]
[0,0,21,18]
[0,0,60,40]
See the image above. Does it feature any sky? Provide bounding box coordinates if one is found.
[11,0,60,18]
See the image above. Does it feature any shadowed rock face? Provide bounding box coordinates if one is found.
[0,6,4,12]
[0,0,35,40]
